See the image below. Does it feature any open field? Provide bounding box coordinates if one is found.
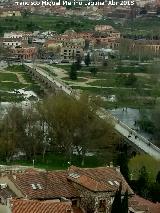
[5,149,115,170]
[0,65,42,102]
[47,63,160,109]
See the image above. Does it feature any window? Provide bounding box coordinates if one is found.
[72,199,78,206]
[98,199,106,212]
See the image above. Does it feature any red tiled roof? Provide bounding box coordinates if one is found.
[68,166,133,194]
[10,199,72,213]
[68,174,112,192]
[8,166,133,199]
[9,170,79,199]
[129,195,160,213]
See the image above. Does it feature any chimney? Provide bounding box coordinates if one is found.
[109,162,113,168]
[12,175,16,180]
[116,166,120,173]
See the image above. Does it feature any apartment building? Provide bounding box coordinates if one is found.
[11,46,37,60]
[61,45,84,60]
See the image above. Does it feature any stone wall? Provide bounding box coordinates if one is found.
[72,182,113,213]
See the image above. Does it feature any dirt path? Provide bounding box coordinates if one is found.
[15,72,28,84]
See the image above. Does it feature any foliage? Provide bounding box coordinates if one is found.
[0,93,119,166]
[115,73,137,87]
[152,103,160,141]
[111,183,128,213]
[69,63,77,80]
[129,154,160,181]
[121,190,128,213]
[137,166,150,198]
[75,56,82,70]
[149,182,160,202]
[84,53,91,67]
[89,67,98,76]
[156,171,160,184]
[137,113,155,134]
[38,94,118,165]
[116,153,129,182]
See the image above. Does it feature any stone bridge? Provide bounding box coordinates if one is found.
[25,63,160,160]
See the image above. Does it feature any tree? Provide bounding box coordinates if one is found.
[121,190,128,213]
[0,106,25,162]
[152,103,160,142]
[85,53,91,66]
[69,63,77,80]
[75,56,82,70]
[116,153,129,182]
[22,9,30,18]
[149,182,160,202]
[156,171,160,184]
[111,183,129,213]
[0,46,12,66]
[157,7,160,15]
[111,183,122,213]
[140,7,147,15]
[38,94,118,165]
[137,166,149,198]
[125,73,137,87]
[90,67,98,76]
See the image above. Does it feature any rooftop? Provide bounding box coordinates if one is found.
[9,170,79,199]
[10,199,73,213]
[68,166,133,194]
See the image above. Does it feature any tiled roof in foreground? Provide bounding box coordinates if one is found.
[10,199,72,213]
[129,195,160,213]
[9,170,79,199]
[8,165,133,198]
[68,166,133,194]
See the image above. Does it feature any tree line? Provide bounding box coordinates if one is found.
[0,93,119,165]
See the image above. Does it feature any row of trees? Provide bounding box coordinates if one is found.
[0,93,119,165]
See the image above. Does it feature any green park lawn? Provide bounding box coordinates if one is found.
[51,63,160,109]
[0,73,19,82]
[6,149,115,170]
[0,65,42,101]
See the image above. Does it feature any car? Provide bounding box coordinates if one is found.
[25,60,32,63]
[50,60,59,64]
[61,60,70,63]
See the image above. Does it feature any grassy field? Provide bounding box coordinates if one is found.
[52,63,159,109]
[0,65,42,102]
[0,73,19,82]
[0,14,114,35]
[6,149,115,170]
